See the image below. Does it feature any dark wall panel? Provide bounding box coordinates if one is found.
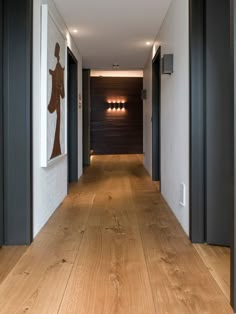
[91,77,143,155]
[68,50,78,183]
[205,0,233,246]
[152,48,161,181]
[3,0,32,244]
[189,0,206,243]
[83,70,91,166]
[0,0,3,246]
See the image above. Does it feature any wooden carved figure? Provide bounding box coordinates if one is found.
[48,42,65,159]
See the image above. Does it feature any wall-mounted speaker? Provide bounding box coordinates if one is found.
[162,54,174,75]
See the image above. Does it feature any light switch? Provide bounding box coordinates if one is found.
[180,183,186,207]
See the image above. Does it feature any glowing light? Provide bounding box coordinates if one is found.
[106,98,127,112]
[146,41,151,46]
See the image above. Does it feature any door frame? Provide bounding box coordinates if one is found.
[67,47,78,184]
[190,0,235,309]
[230,0,236,308]
[189,0,206,243]
[152,47,161,183]
[0,0,3,246]
[82,69,91,168]
[2,0,33,245]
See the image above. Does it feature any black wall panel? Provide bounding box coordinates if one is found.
[68,50,78,183]
[0,0,3,246]
[152,48,161,182]
[3,0,32,244]
[205,0,233,246]
[91,77,143,155]
[189,0,206,243]
[83,70,91,166]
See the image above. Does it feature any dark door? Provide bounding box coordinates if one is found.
[67,48,78,183]
[205,0,233,246]
[0,0,3,246]
[152,47,161,182]
[82,69,91,167]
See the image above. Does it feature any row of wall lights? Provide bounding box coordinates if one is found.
[107,100,126,112]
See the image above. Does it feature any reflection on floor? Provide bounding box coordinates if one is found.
[0,155,233,313]
[194,244,230,302]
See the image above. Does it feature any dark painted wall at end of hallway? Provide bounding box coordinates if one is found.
[90,77,143,155]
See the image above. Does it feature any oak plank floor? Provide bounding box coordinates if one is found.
[0,155,233,313]
[0,192,95,313]
[0,246,28,285]
[194,244,230,302]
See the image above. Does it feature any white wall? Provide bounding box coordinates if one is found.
[33,0,83,237]
[143,0,189,235]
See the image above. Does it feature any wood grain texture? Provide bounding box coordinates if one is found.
[0,192,95,314]
[91,77,143,155]
[0,246,27,284]
[194,244,230,302]
[0,155,233,313]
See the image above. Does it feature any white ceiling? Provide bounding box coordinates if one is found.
[54,0,172,69]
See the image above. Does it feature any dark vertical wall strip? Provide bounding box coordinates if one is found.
[0,1,3,246]
[90,77,143,155]
[67,49,78,183]
[205,0,233,246]
[82,70,91,166]
[189,0,206,243]
[152,48,161,182]
[3,0,32,244]
[230,0,236,308]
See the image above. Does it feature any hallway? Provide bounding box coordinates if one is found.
[0,155,233,313]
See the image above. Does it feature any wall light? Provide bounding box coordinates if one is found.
[106,99,127,112]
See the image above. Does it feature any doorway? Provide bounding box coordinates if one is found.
[190,0,234,307]
[67,48,78,184]
[152,47,161,183]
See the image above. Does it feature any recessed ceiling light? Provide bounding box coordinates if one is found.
[146,42,151,46]
[73,29,78,33]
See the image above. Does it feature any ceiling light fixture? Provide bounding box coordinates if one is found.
[146,42,151,46]
[73,29,78,33]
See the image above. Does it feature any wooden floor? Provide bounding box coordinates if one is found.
[194,244,230,302]
[0,155,233,313]
[0,246,27,285]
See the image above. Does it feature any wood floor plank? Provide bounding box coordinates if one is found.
[0,192,95,314]
[128,155,233,314]
[194,243,230,302]
[0,155,233,313]
[0,246,28,285]
[59,176,156,314]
